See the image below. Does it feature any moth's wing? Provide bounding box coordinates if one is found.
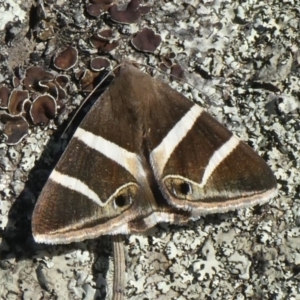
[146,80,277,218]
[32,84,156,244]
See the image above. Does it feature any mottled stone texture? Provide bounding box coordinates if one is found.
[0,1,299,299]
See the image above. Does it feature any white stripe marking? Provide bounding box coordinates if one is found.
[200,135,240,187]
[74,127,145,180]
[150,104,203,176]
[50,170,104,206]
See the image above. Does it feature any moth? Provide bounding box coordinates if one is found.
[32,62,277,244]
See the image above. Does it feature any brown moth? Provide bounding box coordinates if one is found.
[32,62,277,244]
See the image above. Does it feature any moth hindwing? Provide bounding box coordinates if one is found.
[32,62,277,244]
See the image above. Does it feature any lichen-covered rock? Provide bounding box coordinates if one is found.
[0,1,299,299]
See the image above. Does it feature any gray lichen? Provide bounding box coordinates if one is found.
[0,0,299,299]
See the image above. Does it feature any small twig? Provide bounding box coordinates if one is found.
[112,235,126,300]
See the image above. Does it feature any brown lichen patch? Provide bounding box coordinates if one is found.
[56,85,67,101]
[87,0,113,17]
[90,57,111,71]
[30,95,57,126]
[171,64,184,80]
[161,55,175,68]
[55,75,69,89]
[131,28,162,53]
[139,5,151,15]
[8,89,30,115]
[22,66,54,92]
[87,4,102,17]
[90,30,119,52]
[38,76,69,100]
[0,86,10,109]
[75,69,84,82]
[55,75,69,100]
[97,29,114,40]
[53,46,78,71]
[108,0,142,24]
[12,76,21,88]
[38,80,58,98]
[0,113,29,145]
[78,69,105,92]
[22,100,32,116]
[159,62,169,73]
[159,60,185,80]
